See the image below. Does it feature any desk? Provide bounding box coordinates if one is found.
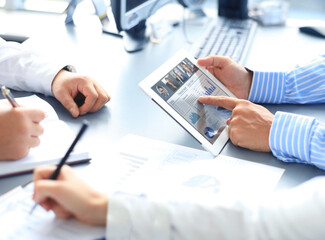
[1,0,325,195]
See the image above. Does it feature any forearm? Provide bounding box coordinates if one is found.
[248,55,325,104]
[107,193,246,240]
[0,39,67,95]
[106,179,325,240]
[107,195,243,240]
[269,111,325,169]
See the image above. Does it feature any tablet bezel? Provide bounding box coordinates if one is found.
[139,50,236,155]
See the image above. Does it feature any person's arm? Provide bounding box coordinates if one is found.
[270,111,325,169]
[107,176,325,240]
[243,56,325,168]
[0,38,65,95]
[0,38,110,117]
[198,55,325,168]
[249,55,325,104]
[197,55,325,104]
[33,165,325,239]
[198,95,325,169]
[33,165,108,225]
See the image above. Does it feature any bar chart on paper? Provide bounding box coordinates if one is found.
[113,134,285,202]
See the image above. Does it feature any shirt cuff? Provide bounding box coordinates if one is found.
[39,62,71,96]
[106,195,132,240]
[107,193,171,240]
[47,64,76,96]
[248,71,286,104]
[269,111,316,165]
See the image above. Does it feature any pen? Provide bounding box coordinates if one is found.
[1,86,19,107]
[29,120,89,215]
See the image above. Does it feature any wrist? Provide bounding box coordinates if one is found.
[89,192,108,226]
[244,67,253,99]
[62,65,75,73]
[52,65,75,90]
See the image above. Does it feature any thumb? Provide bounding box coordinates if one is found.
[198,96,239,110]
[33,180,62,204]
[55,90,80,117]
[197,55,228,68]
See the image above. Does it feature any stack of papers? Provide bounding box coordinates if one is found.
[0,134,285,239]
[106,134,285,203]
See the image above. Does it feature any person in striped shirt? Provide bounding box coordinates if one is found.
[32,55,325,239]
[198,55,325,170]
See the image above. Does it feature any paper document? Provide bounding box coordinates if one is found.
[0,183,105,240]
[114,134,285,202]
[0,95,90,177]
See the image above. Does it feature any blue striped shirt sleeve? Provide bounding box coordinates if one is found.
[248,55,325,169]
[248,55,325,104]
[270,112,325,170]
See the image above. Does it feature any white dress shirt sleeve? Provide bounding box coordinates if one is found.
[0,38,69,96]
[106,176,325,240]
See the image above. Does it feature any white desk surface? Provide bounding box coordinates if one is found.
[0,0,325,194]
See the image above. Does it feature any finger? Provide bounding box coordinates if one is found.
[33,165,71,182]
[227,122,238,146]
[40,200,53,211]
[78,85,98,115]
[55,89,80,118]
[197,56,216,67]
[198,96,239,110]
[39,197,73,219]
[33,166,57,182]
[33,175,77,214]
[25,109,46,123]
[30,123,44,137]
[34,180,66,205]
[29,136,41,148]
[87,84,110,113]
[50,203,73,219]
[197,55,227,68]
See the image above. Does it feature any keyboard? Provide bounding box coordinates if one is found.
[191,18,257,65]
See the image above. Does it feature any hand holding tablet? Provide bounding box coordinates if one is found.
[139,50,237,155]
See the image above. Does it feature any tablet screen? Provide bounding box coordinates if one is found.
[150,57,232,144]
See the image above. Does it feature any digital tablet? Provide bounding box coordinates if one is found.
[139,50,236,156]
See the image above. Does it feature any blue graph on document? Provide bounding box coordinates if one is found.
[203,80,216,95]
[189,112,200,124]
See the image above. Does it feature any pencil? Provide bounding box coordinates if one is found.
[29,120,89,215]
[1,86,19,107]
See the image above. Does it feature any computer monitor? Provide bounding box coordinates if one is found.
[218,0,248,19]
[111,0,171,53]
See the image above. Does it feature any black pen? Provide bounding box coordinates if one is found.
[1,86,19,107]
[29,120,89,215]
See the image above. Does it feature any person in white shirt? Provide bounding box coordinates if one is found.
[33,164,325,240]
[32,55,325,239]
[0,38,110,160]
